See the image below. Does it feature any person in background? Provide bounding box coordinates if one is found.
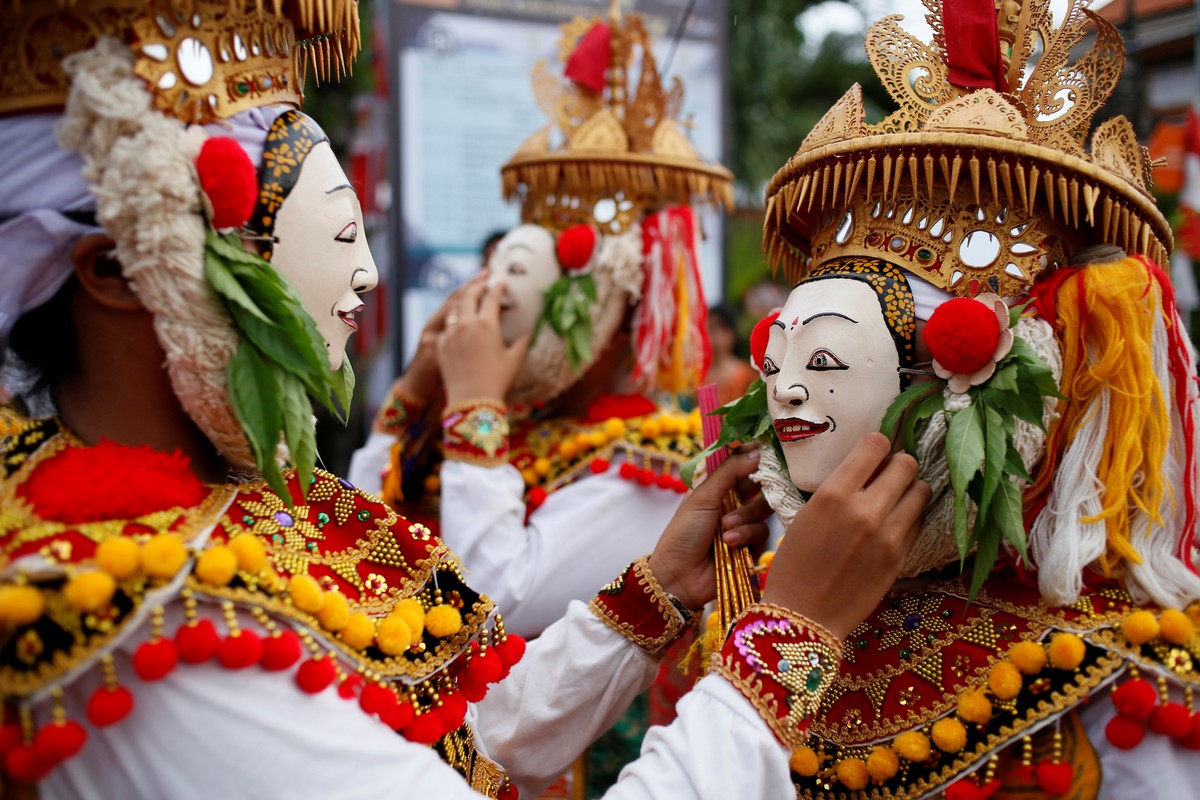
[706,303,758,405]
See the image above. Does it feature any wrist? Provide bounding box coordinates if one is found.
[374,383,428,435]
[442,398,510,467]
[589,556,699,657]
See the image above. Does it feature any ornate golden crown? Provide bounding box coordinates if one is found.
[500,1,732,233]
[763,0,1170,297]
[0,0,360,123]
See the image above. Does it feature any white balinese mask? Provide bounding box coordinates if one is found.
[485,224,560,344]
[764,275,906,492]
[270,140,378,370]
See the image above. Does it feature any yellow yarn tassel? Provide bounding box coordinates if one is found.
[1037,257,1170,570]
[381,441,404,509]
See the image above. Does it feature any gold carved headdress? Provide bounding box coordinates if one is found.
[0,0,360,122]
[763,0,1169,298]
[500,1,732,233]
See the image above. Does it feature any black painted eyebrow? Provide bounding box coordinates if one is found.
[802,311,858,326]
[326,183,353,195]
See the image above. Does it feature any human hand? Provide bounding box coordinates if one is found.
[438,279,532,406]
[647,451,773,612]
[762,433,930,640]
[396,276,485,405]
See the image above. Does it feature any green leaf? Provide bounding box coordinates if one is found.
[995,476,1027,561]
[204,249,270,323]
[227,343,288,500]
[1009,371,1049,428]
[988,362,1018,393]
[967,527,1001,599]
[280,376,317,494]
[333,357,355,422]
[946,402,984,498]
[578,273,597,302]
[953,491,971,557]
[880,382,939,443]
[903,390,947,457]
[979,403,1006,518]
[1004,446,1032,482]
[1008,299,1032,328]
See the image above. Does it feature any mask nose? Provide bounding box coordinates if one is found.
[354,238,380,294]
[773,382,810,407]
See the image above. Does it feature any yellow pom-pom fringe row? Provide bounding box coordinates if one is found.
[63,571,116,612]
[425,604,463,638]
[835,758,869,790]
[195,545,239,587]
[789,745,820,777]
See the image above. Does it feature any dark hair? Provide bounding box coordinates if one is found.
[708,302,739,332]
[4,277,78,398]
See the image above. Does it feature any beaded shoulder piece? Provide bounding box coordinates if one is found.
[790,570,1200,798]
[0,418,522,795]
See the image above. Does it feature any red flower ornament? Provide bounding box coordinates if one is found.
[924,293,1013,393]
[556,224,597,272]
[196,136,257,231]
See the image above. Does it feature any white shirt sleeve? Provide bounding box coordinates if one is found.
[439,461,683,638]
[348,430,400,496]
[39,602,792,800]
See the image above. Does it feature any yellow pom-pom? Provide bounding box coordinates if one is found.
[95,538,141,579]
[289,574,325,613]
[835,758,869,790]
[521,468,538,486]
[687,412,702,436]
[705,611,720,631]
[340,612,376,650]
[1159,608,1194,645]
[316,591,351,631]
[63,571,116,612]
[574,432,592,449]
[425,604,463,638]
[195,545,238,587]
[376,614,413,655]
[758,551,776,569]
[640,419,661,439]
[588,431,609,448]
[392,597,426,639]
[141,534,188,580]
[604,418,626,438]
[423,474,441,493]
[893,731,931,762]
[987,661,1022,700]
[1009,641,1048,675]
[660,416,681,436]
[957,686,993,724]
[228,535,266,574]
[1122,610,1161,645]
[931,717,968,753]
[1047,632,1086,670]
[0,585,44,626]
[559,441,578,460]
[788,746,820,777]
[866,746,899,781]
[533,457,552,477]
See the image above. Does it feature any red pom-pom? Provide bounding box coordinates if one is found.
[923,297,1002,374]
[495,634,526,670]
[618,462,638,481]
[498,782,519,800]
[944,778,1001,800]
[457,672,489,703]
[295,657,337,694]
[4,743,53,782]
[528,486,548,509]
[636,469,656,487]
[176,619,221,664]
[466,645,504,685]
[0,724,22,757]
[1112,678,1157,720]
[673,477,689,494]
[338,673,363,700]
[655,473,675,490]
[1148,702,1192,738]
[360,684,398,717]
[86,686,134,727]
[556,225,597,271]
[589,458,610,474]
[218,629,263,670]
[1035,762,1073,796]
[33,720,87,763]
[438,691,468,732]
[1105,715,1146,749]
[19,440,206,523]
[749,311,780,372]
[133,638,178,681]
[583,394,657,422]
[1181,713,1200,750]
[196,136,258,230]
[1008,763,1036,784]
[260,629,302,671]
[403,710,445,745]
[381,699,416,731]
